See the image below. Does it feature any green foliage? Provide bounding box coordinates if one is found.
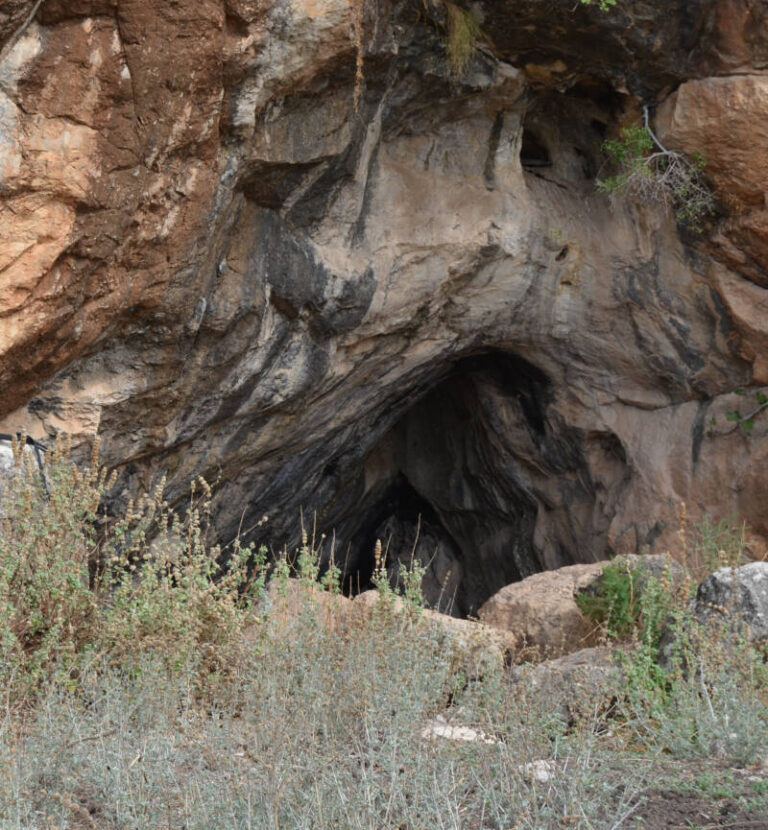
[580,0,619,8]
[720,389,768,436]
[601,125,655,175]
[598,123,715,230]
[576,561,638,640]
[0,446,100,697]
[576,558,673,649]
[444,1,482,76]
[692,516,746,574]
[0,450,268,702]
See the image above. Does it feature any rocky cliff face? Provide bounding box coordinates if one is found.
[2,0,768,613]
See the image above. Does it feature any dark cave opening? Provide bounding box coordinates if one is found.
[326,351,609,618]
[520,129,552,169]
[312,350,632,618]
[341,474,457,601]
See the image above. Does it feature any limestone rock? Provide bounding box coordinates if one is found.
[478,563,606,659]
[262,578,368,642]
[355,590,518,672]
[478,554,682,659]
[694,562,768,641]
[0,0,766,610]
[421,715,498,745]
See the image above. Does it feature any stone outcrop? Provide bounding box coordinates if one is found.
[477,553,681,658]
[479,562,606,658]
[693,562,768,641]
[355,589,518,670]
[265,580,518,672]
[1,0,768,612]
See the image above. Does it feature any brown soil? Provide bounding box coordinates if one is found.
[633,787,768,829]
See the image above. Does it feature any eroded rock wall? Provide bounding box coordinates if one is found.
[2,0,768,607]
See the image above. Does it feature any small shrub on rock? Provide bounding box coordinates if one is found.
[598,121,716,230]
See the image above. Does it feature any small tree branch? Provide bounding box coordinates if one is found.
[643,104,670,155]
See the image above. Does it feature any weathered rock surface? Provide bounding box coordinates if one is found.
[479,562,606,658]
[693,562,768,641]
[478,554,682,658]
[355,589,518,670]
[510,646,621,721]
[1,0,767,612]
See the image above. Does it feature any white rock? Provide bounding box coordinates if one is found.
[520,759,556,784]
[421,715,498,745]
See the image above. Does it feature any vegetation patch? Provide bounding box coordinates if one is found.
[597,117,716,230]
[1,450,767,828]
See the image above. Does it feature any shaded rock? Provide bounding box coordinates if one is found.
[510,647,621,722]
[693,562,768,641]
[478,562,606,659]
[355,589,518,672]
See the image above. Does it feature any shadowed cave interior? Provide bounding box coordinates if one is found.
[319,352,629,618]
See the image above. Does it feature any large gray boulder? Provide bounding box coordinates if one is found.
[694,562,768,642]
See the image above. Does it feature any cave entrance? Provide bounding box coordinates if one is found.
[330,351,591,618]
[520,129,552,169]
[324,350,628,616]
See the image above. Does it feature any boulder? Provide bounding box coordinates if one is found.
[355,590,518,672]
[264,577,358,634]
[510,646,621,723]
[478,562,606,659]
[693,562,768,641]
[478,554,683,660]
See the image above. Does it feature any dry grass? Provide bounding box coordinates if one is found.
[1,452,767,828]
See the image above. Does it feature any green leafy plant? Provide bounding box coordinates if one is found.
[577,561,639,641]
[576,558,674,648]
[724,390,768,435]
[0,448,269,702]
[598,114,716,230]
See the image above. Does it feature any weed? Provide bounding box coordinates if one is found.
[576,557,674,650]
